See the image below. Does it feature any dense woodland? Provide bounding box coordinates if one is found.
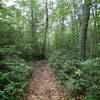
[0,0,100,100]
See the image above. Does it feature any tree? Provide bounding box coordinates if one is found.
[79,0,91,59]
[42,0,48,58]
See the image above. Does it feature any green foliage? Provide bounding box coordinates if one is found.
[0,0,100,99]
[0,45,32,100]
[49,51,100,100]
[0,45,21,59]
[0,4,35,99]
[96,0,100,2]
[17,43,34,60]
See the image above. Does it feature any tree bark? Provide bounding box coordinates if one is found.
[42,0,48,58]
[79,3,90,59]
[31,1,35,35]
[91,6,97,57]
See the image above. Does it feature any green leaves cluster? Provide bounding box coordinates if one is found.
[49,50,100,100]
[0,45,32,100]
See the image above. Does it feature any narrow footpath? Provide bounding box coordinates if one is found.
[26,60,67,100]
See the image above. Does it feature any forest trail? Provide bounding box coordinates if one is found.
[26,60,67,100]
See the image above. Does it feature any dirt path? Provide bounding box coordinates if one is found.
[26,60,67,100]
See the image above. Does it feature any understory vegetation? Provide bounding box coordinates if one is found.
[49,50,100,100]
[0,45,32,100]
[0,0,100,100]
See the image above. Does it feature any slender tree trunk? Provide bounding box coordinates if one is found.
[42,0,48,58]
[30,0,38,57]
[31,1,35,35]
[79,2,90,59]
[91,6,97,57]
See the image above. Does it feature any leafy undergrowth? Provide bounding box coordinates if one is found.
[49,50,100,100]
[0,45,32,100]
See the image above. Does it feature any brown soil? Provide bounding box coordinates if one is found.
[26,60,67,100]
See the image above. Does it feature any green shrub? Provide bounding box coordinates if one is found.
[49,50,100,100]
[0,45,32,100]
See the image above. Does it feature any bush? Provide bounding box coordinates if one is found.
[0,45,32,100]
[0,45,22,60]
[49,50,100,100]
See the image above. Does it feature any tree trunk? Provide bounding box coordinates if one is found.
[42,0,48,58]
[79,3,90,59]
[31,1,35,35]
[91,6,97,57]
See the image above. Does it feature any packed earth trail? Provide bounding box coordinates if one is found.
[26,60,67,100]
